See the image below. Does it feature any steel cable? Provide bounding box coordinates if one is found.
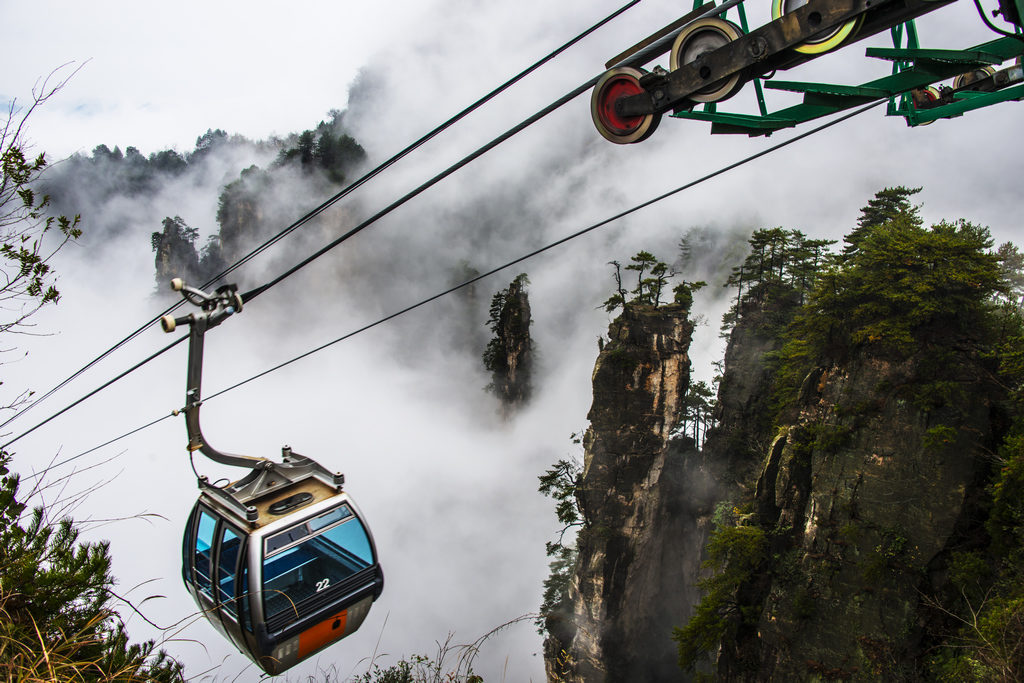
[0,0,641,433]
[45,99,886,474]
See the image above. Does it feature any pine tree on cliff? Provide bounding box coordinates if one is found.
[482,273,533,412]
[721,228,836,331]
[842,185,922,257]
[603,250,705,313]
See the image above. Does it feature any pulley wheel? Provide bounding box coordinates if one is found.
[669,18,745,103]
[911,85,940,126]
[953,66,996,90]
[590,67,661,144]
[772,0,862,55]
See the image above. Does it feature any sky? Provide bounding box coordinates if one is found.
[1,0,1022,681]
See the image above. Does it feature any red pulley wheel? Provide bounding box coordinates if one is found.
[591,67,660,144]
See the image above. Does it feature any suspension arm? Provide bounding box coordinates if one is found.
[162,280,270,470]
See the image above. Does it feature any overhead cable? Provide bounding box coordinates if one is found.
[1,0,641,432]
[2,336,187,452]
[45,99,886,474]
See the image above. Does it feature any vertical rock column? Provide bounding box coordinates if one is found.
[551,304,696,682]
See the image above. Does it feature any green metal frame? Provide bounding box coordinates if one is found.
[670,24,1024,135]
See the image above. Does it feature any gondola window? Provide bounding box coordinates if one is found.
[262,506,375,622]
[194,510,217,596]
[217,526,242,618]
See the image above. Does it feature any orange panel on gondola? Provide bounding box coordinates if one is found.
[298,610,348,659]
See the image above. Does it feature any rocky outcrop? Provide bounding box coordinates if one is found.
[483,274,533,414]
[216,166,270,264]
[547,303,702,681]
[151,216,201,286]
[546,293,1002,681]
[716,349,998,680]
[703,295,800,497]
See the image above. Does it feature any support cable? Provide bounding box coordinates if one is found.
[0,0,642,432]
[241,76,602,302]
[38,99,885,475]
[3,336,186,451]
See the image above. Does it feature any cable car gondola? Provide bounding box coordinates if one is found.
[161,279,383,675]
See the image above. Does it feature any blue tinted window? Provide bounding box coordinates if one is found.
[217,526,241,618]
[320,515,373,566]
[194,510,216,596]
[263,512,374,622]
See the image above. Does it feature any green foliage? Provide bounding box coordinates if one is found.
[539,544,578,637]
[918,240,1024,682]
[677,379,717,448]
[987,431,1024,557]
[0,454,183,681]
[792,216,1001,357]
[673,525,767,672]
[274,112,367,182]
[1,104,82,319]
[809,422,853,454]
[770,195,1005,414]
[603,251,679,312]
[923,424,958,450]
[537,438,584,636]
[720,228,836,332]
[538,456,583,535]
[347,653,483,682]
[672,279,707,310]
[843,185,922,257]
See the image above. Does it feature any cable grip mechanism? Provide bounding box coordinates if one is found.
[160,280,243,333]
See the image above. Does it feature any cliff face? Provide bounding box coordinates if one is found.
[719,349,996,679]
[548,303,701,681]
[543,204,1018,682]
[546,296,1003,682]
[703,294,800,494]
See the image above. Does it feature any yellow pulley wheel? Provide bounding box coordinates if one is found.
[772,0,862,55]
[590,67,661,144]
[669,18,746,103]
[953,66,996,90]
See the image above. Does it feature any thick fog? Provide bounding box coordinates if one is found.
[2,0,1022,680]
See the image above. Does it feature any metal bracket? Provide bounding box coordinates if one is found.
[161,279,266,469]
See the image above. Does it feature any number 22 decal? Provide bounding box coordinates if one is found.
[316,578,330,592]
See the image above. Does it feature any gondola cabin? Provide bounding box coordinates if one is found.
[161,279,383,675]
[181,450,384,675]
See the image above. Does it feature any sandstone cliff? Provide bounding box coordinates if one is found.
[546,303,702,681]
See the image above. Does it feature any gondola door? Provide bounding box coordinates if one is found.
[182,504,254,660]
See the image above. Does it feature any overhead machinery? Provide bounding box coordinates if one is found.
[591,0,1024,142]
